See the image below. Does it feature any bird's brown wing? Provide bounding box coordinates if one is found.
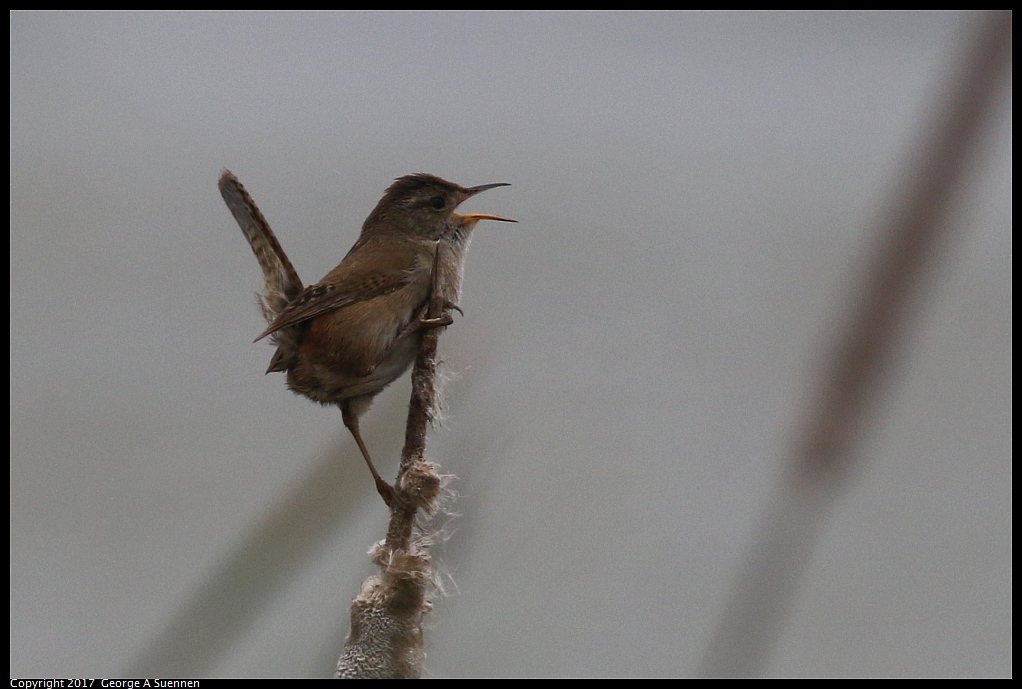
[218,170,304,321]
[253,240,424,342]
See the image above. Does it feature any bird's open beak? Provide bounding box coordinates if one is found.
[457,183,516,224]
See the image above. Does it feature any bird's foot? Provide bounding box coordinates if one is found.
[375,476,398,508]
[418,312,454,329]
[415,301,462,330]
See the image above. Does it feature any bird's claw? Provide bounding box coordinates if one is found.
[375,477,398,508]
[418,312,454,329]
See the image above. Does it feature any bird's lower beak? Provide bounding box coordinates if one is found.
[458,213,517,224]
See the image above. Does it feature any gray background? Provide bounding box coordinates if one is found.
[10,11,1011,677]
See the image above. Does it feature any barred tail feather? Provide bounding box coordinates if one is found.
[218,169,303,323]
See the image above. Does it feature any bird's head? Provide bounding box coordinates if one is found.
[363,173,515,241]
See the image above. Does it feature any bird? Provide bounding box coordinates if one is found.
[218,171,514,506]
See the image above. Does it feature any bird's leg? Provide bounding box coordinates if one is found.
[337,298,461,506]
[341,402,396,508]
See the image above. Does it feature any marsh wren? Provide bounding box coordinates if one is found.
[218,171,514,506]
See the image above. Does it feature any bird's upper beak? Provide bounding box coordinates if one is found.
[466,182,511,195]
[456,182,516,224]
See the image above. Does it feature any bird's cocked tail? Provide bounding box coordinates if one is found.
[219,169,304,369]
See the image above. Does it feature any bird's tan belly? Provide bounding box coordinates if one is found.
[286,337,420,404]
[283,303,424,406]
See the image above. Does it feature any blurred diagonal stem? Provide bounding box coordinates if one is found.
[699,10,1012,677]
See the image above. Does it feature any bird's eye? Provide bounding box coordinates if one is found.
[429,196,446,210]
